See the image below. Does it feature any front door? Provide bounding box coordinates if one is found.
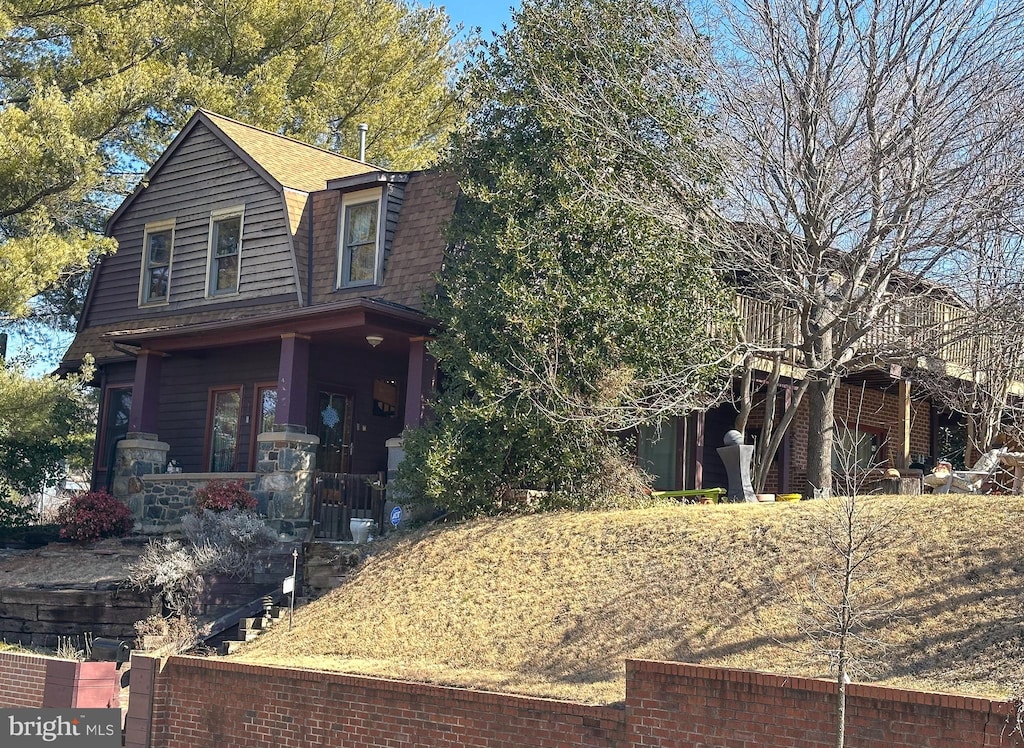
[316,391,353,473]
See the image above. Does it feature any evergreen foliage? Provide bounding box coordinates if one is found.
[0,357,95,527]
[399,0,734,516]
[0,0,464,331]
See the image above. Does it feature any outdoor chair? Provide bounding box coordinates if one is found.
[922,448,1005,493]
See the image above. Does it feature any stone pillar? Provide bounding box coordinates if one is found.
[112,433,170,524]
[385,437,405,483]
[255,428,320,538]
[716,430,756,502]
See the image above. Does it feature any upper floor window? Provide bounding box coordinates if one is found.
[139,220,174,305]
[337,189,384,288]
[207,207,244,296]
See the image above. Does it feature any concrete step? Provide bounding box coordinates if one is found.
[219,640,247,655]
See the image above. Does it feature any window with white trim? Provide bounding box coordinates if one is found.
[207,207,244,296]
[139,220,174,305]
[337,189,384,288]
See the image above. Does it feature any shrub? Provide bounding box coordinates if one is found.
[127,538,218,615]
[134,614,198,655]
[56,490,134,542]
[193,479,257,513]
[0,490,36,529]
[181,508,277,577]
[128,510,277,616]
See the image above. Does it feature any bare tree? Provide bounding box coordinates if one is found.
[709,0,1024,495]
[913,225,1024,467]
[800,493,904,747]
[797,387,905,748]
[512,0,1024,494]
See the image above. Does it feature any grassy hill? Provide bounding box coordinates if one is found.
[229,494,1024,705]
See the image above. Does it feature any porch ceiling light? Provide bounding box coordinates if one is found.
[366,334,384,348]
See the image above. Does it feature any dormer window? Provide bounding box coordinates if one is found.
[139,220,174,305]
[337,189,384,288]
[206,206,244,296]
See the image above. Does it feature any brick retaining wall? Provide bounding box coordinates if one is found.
[0,651,49,707]
[116,656,1024,748]
[3,651,1021,747]
[137,656,625,748]
[0,651,120,709]
[626,661,1023,748]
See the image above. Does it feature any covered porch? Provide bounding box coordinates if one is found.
[100,299,436,537]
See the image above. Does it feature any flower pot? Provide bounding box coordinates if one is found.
[350,518,375,544]
[756,493,776,502]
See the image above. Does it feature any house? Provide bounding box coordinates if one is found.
[60,110,458,536]
[638,290,972,496]
[62,112,987,534]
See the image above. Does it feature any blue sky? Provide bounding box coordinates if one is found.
[441,1,518,37]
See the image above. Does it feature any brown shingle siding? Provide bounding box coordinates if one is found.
[305,171,457,311]
[375,171,459,310]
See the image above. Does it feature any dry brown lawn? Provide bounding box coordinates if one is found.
[229,494,1024,705]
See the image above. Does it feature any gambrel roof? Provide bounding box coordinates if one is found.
[60,111,459,375]
[107,110,379,229]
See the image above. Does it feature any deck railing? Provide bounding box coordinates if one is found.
[734,294,978,371]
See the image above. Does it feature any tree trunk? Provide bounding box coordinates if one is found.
[806,376,838,497]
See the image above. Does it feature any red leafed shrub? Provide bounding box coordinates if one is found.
[57,491,134,543]
[194,480,257,513]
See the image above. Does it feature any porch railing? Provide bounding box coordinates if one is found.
[311,472,386,540]
[735,294,978,371]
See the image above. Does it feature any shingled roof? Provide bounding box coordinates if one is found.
[106,110,381,231]
[202,112,376,193]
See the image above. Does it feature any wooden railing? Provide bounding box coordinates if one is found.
[311,472,386,540]
[734,294,978,371]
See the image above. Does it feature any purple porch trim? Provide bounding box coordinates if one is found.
[276,333,310,429]
[404,337,435,429]
[128,349,163,434]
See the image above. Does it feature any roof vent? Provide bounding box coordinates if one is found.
[358,123,369,162]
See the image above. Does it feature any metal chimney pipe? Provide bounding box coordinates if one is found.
[358,123,369,162]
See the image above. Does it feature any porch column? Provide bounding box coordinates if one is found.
[275,333,310,431]
[404,336,436,429]
[780,386,793,492]
[128,349,163,435]
[898,378,912,469]
[685,411,706,490]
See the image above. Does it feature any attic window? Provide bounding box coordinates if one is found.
[206,206,244,296]
[337,188,384,288]
[139,220,174,305]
